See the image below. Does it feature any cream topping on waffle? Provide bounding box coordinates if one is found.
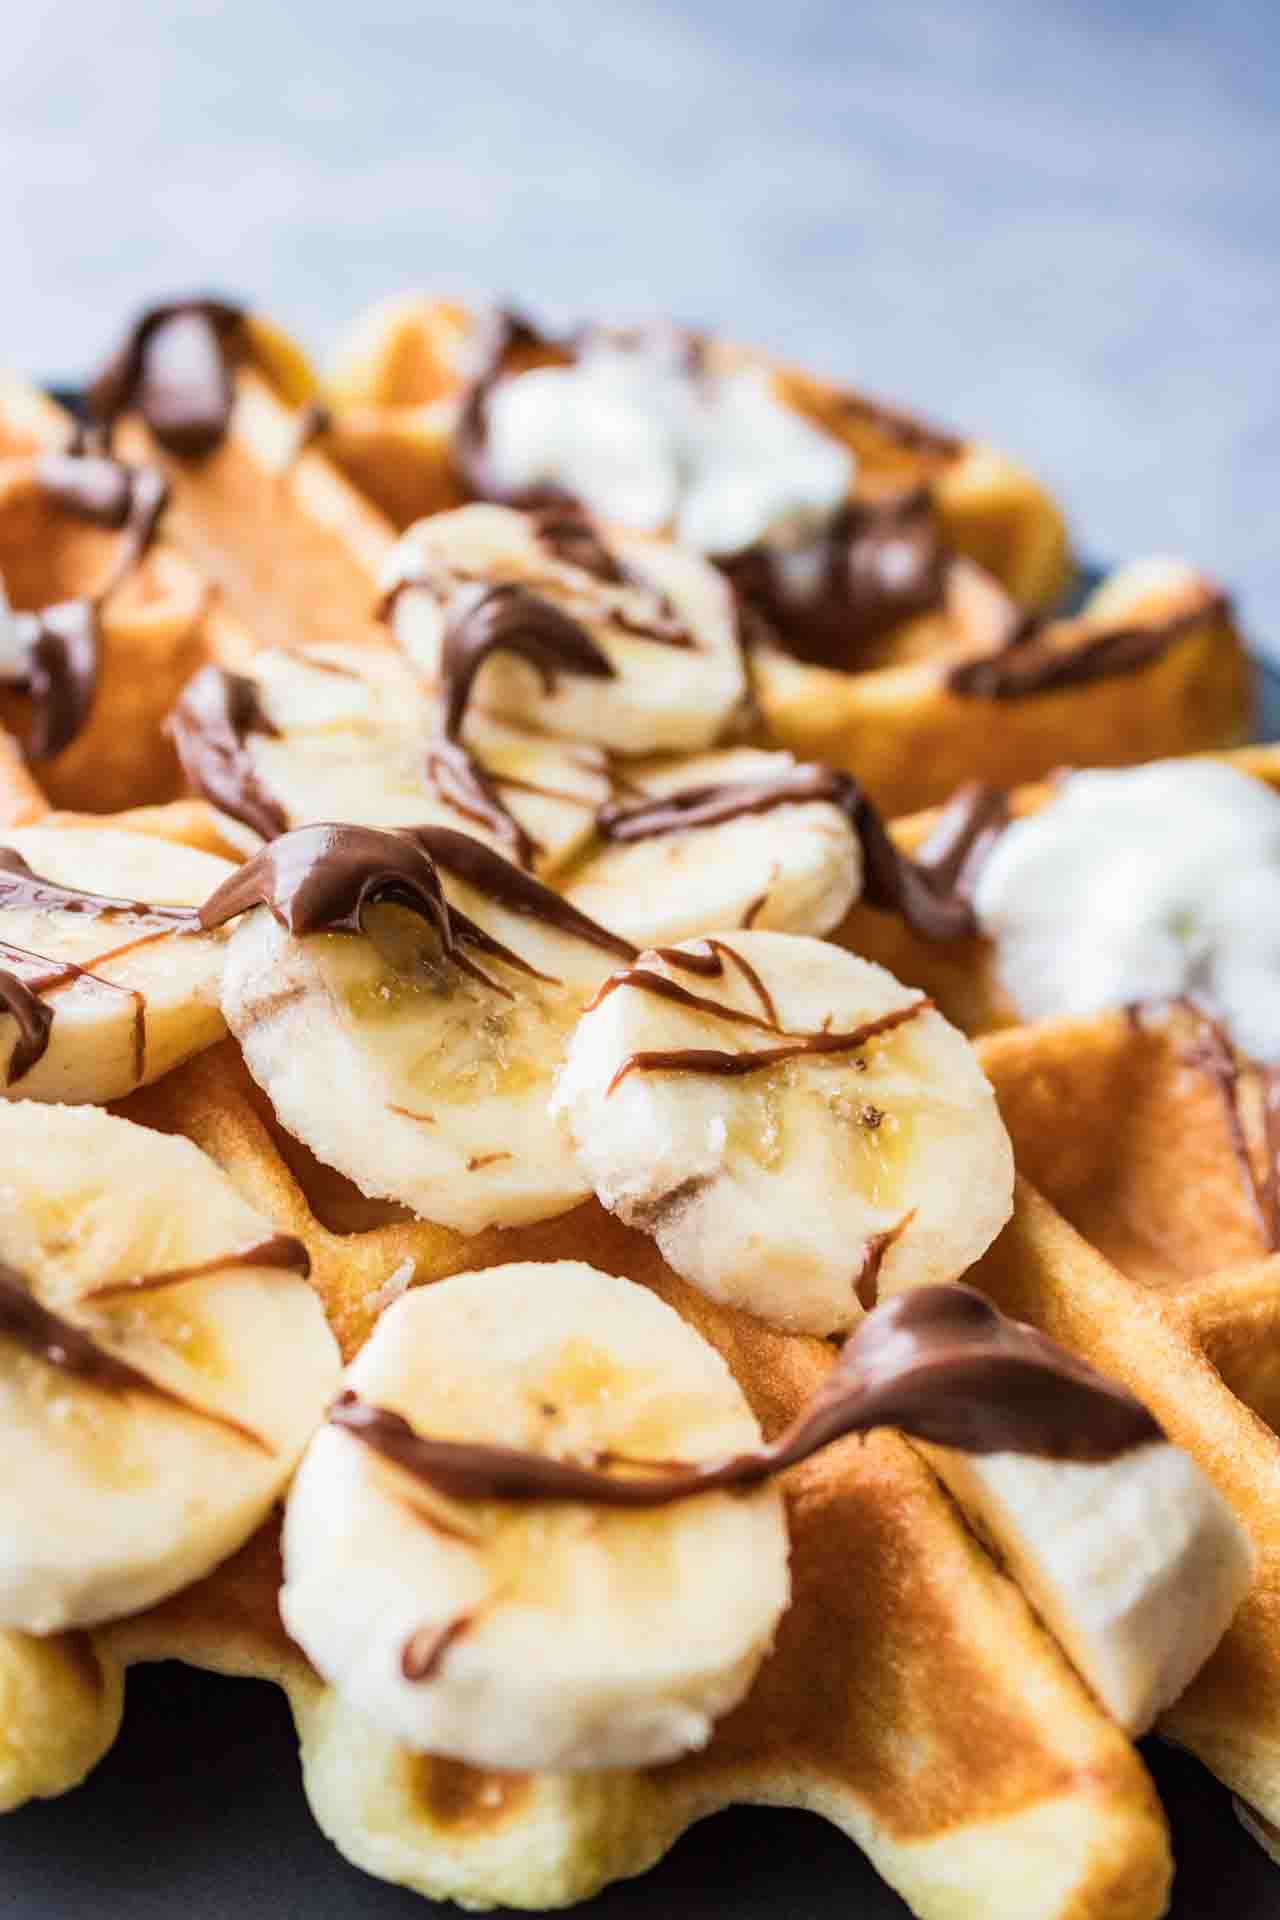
[482,338,853,556]
[974,759,1280,1061]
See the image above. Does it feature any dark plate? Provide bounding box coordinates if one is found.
[1,478,1276,1917]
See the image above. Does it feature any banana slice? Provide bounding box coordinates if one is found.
[0,825,235,1103]
[383,503,749,755]
[929,1434,1253,1732]
[171,648,611,877]
[550,931,1014,1335]
[0,1102,340,1633]
[207,823,636,1233]
[561,746,861,945]
[280,1261,789,1770]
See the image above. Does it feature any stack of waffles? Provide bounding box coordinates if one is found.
[0,295,1273,1920]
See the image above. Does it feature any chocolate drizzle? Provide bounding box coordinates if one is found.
[947,596,1227,701]
[197,822,636,995]
[86,298,245,458]
[450,306,559,501]
[598,762,998,942]
[0,845,197,925]
[425,736,539,870]
[528,504,694,649]
[0,1257,271,1453]
[837,389,964,460]
[84,1233,311,1301]
[4,599,100,761]
[35,450,170,602]
[725,489,948,669]
[167,665,288,842]
[439,580,616,742]
[330,1281,1163,1517]
[0,970,55,1080]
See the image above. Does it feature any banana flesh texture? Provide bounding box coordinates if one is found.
[0,827,235,1104]
[281,1261,789,1770]
[0,1102,340,1633]
[384,504,749,755]
[552,931,1015,1335]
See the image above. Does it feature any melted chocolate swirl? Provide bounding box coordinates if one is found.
[167,665,288,842]
[946,596,1227,700]
[86,298,245,458]
[330,1281,1163,1514]
[439,580,615,742]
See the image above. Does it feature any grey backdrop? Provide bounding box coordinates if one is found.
[3,0,1276,649]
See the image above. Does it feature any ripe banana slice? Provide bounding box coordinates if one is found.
[172,647,612,877]
[928,1436,1253,1733]
[0,1102,340,1633]
[210,824,635,1233]
[383,503,749,754]
[280,1261,789,1770]
[0,825,235,1103]
[551,931,1014,1335]
[561,746,861,945]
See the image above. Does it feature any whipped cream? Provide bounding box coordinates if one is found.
[482,341,853,557]
[973,760,1280,1063]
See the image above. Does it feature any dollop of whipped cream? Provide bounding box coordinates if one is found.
[973,760,1280,1063]
[482,340,853,557]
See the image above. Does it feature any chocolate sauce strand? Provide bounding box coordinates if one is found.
[167,665,288,842]
[853,1212,915,1311]
[440,581,615,741]
[426,737,539,870]
[199,823,454,950]
[605,995,932,1095]
[529,504,695,649]
[330,1283,1162,1513]
[0,970,55,1082]
[725,490,947,670]
[838,390,964,459]
[913,780,1011,898]
[450,306,560,500]
[87,298,245,458]
[0,1259,271,1453]
[5,600,101,763]
[599,763,982,943]
[0,845,196,925]
[34,451,133,528]
[410,825,637,961]
[84,1233,312,1301]
[1174,1002,1280,1253]
[947,597,1227,701]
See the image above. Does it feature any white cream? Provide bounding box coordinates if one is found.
[483,342,853,557]
[973,760,1280,1062]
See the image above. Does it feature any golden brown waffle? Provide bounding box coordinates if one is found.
[322,293,1072,610]
[0,436,259,812]
[81,1036,1169,1920]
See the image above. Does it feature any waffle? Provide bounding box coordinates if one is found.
[0,383,261,814]
[70,302,1252,817]
[322,293,1072,608]
[0,313,1271,1920]
[44,1033,1165,1920]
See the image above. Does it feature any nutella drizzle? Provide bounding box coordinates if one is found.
[86,298,245,458]
[598,762,999,942]
[725,489,948,669]
[0,1257,271,1453]
[836,389,964,460]
[84,1233,311,1301]
[167,665,289,842]
[0,970,54,1080]
[196,823,636,996]
[439,580,616,742]
[947,596,1228,701]
[35,449,171,601]
[329,1282,1163,1522]
[0,846,198,926]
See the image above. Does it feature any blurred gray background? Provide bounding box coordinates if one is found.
[3,0,1276,648]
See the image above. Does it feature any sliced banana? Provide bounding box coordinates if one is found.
[561,746,861,945]
[551,931,1014,1335]
[212,825,634,1233]
[0,1102,340,1633]
[383,503,749,755]
[176,647,611,877]
[929,1437,1252,1733]
[0,826,235,1103]
[280,1261,789,1770]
